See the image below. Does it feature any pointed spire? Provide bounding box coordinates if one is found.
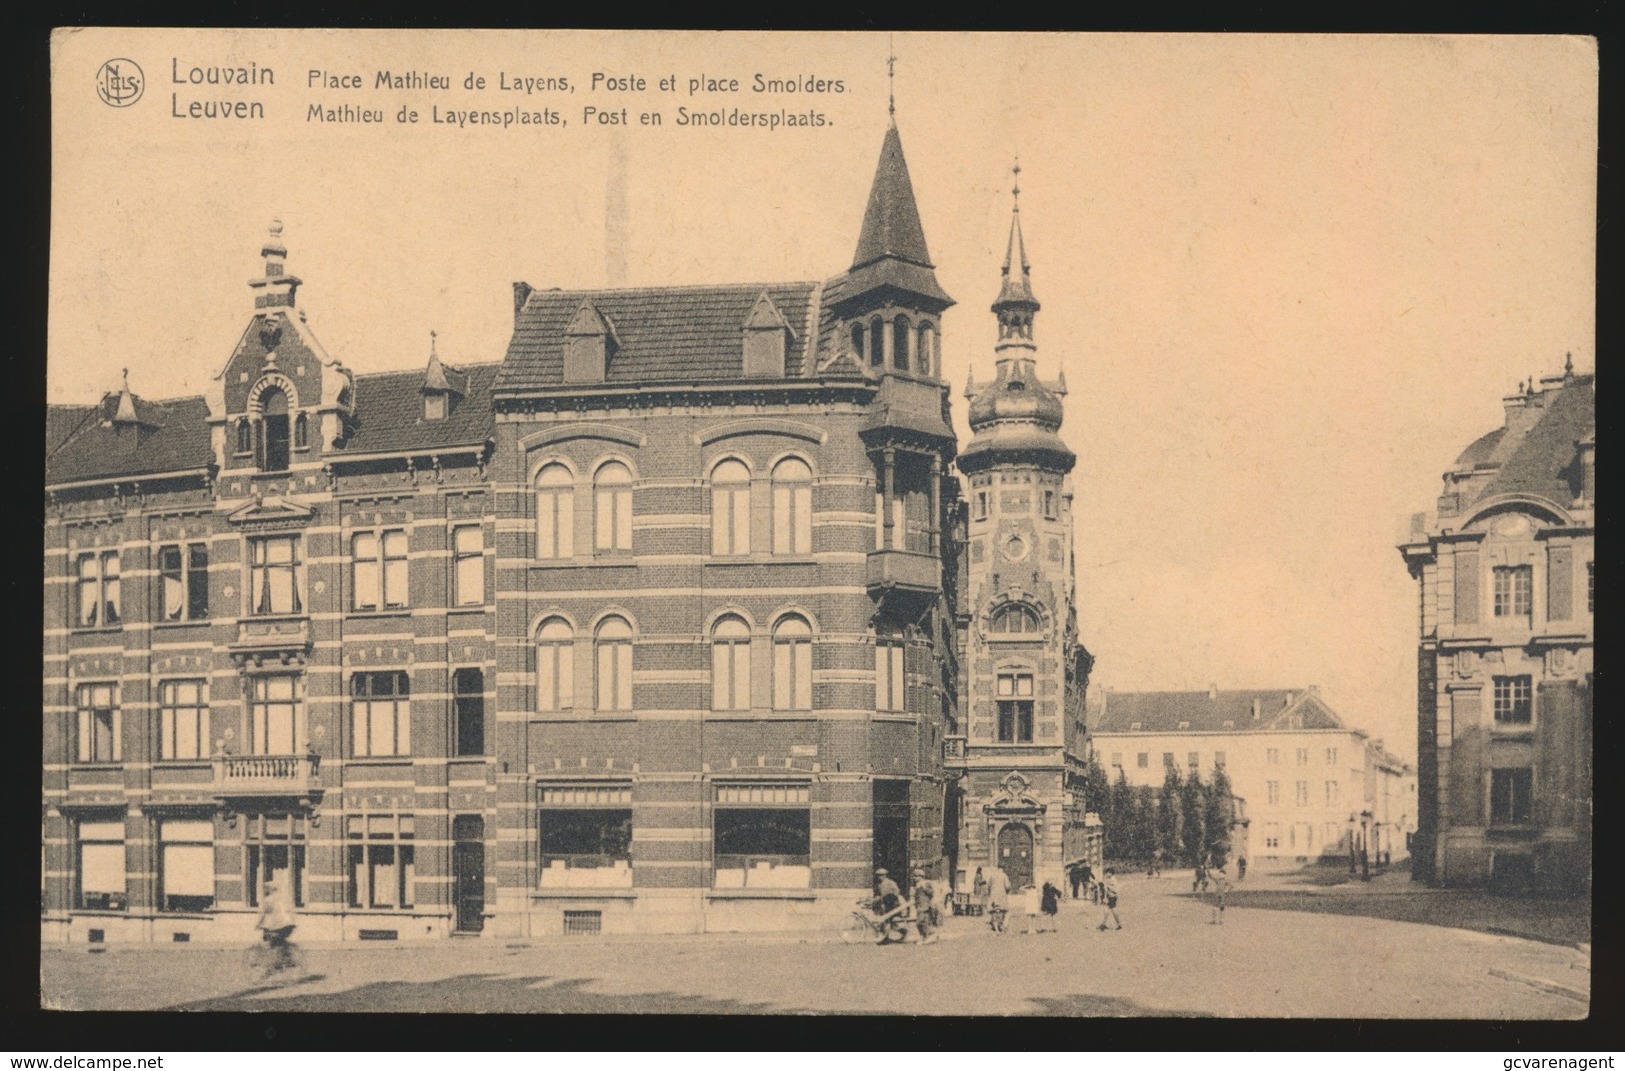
[423,330,453,392]
[995,159,1038,312]
[851,124,934,271]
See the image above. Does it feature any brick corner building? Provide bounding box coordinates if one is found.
[1398,360,1594,895]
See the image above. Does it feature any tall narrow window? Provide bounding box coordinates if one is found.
[293,412,309,450]
[158,543,210,622]
[771,457,812,555]
[352,670,411,757]
[250,536,302,615]
[351,529,408,611]
[711,459,751,556]
[1490,767,1533,824]
[259,387,290,471]
[711,615,752,711]
[536,617,575,712]
[594,461,634,553]
[245,813,307,908]
[1493,565,1533,620]
[248,676,305,755]
[76,552,120,627]
[875,627,906,712]
[892,314,910,370]
[453,668,484,757]
[595,616,634,712]
[996,672,1034,743]
[158,679,207,760]
[452,525,484,606]
[916,323,935,376]
[235,418,252,456]
[773,616,813,710]
[851,322,865,360]
[75,683,119,763]
[868,315,884,366]
[535,463,575,559]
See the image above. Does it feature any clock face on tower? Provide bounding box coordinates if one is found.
[1001,532,1029,562]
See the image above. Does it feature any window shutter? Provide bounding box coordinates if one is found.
[1453,548,1479,625]
[1547,545,1573,621]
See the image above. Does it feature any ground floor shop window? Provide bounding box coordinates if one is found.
[76,818,126,911]
[539,786,633,888]
[158,818,215,912]
[244,812,308,907]
[346,814,415,908]
[714,784,811,889]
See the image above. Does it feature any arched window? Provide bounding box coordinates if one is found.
[893,314,910,370]
[536,617,574,712]
[773,615,813,710]
[874,621,906,713]
[989,603,1041,636]
[711,459,751,556]
[711,615,751,711]
[771,457,813,555]
[259,387,290,471]
[235,418,252,456]
[293,412,308,450]
[535,463,574,560]
[595,616,633,711]
[868,315,884,366]
[917,323,936,376]
[850,322,864,359]
[594,461,633,553]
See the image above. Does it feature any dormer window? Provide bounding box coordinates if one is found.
[258,386,290,471]
[424,393,447,421]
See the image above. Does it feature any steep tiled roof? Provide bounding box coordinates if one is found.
[1092,688,1345,734]
[495,282,821,392]
[336,363,499,455]
[45,364,501,486]
[45,395,215,485]
[1476,374,1594,507]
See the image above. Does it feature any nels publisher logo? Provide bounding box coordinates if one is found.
[96,59,144,107]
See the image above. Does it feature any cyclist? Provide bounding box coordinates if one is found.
[255,879,298,977]
[870,868,908,943]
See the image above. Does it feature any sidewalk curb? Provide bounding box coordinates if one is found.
[1487,967,1588,1004]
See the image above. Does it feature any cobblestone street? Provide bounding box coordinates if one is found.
[40,872,1589,1018]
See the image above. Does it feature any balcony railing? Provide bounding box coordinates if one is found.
[213,753,321,799]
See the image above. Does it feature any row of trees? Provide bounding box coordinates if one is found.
[1084,756,1238,869]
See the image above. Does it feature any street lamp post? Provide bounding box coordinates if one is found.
[1360,809,1371,881]
[1348,813,1357,875]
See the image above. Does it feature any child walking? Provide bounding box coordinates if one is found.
[1097,867,1122,930]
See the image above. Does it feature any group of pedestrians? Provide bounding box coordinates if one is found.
[969,865,1120,934]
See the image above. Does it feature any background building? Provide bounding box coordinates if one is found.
[1399,363,1593,894]
[949,180,1095,894]
[1090,687,1414,870]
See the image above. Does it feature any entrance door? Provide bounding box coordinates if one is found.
[872,781,910,889]
[997,822,1034,891]
[451,815,485,933]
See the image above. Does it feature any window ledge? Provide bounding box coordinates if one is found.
[447,605,487,615]
[68,763,123,772]
[530,559,635,569]
[70,626,124,636]
[873,713,916,722]
[345,756,414,766]
[151,619,211,631]
[705,557,816,567]
[705,888,817,901]
[346,609,412,619]
[531,889,639,900]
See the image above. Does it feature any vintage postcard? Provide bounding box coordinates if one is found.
[42,28,1594,1018]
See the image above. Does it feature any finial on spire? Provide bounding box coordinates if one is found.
[430,329,438,355]
[268,218,283,239]
[1564,351,1574,377]
[886,38,896,119]
[1012,158,1021,209]
[121,367,129,391]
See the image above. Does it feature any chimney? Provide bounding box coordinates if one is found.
[513,282,533,321]
[1251,697,1261,721]
[247,219,301,310]
[1208,683,1218,701]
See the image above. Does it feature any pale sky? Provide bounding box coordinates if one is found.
[49,31,1599,760]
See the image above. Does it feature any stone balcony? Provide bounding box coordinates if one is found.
[866,548,941,597]
[213,753,322,803]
